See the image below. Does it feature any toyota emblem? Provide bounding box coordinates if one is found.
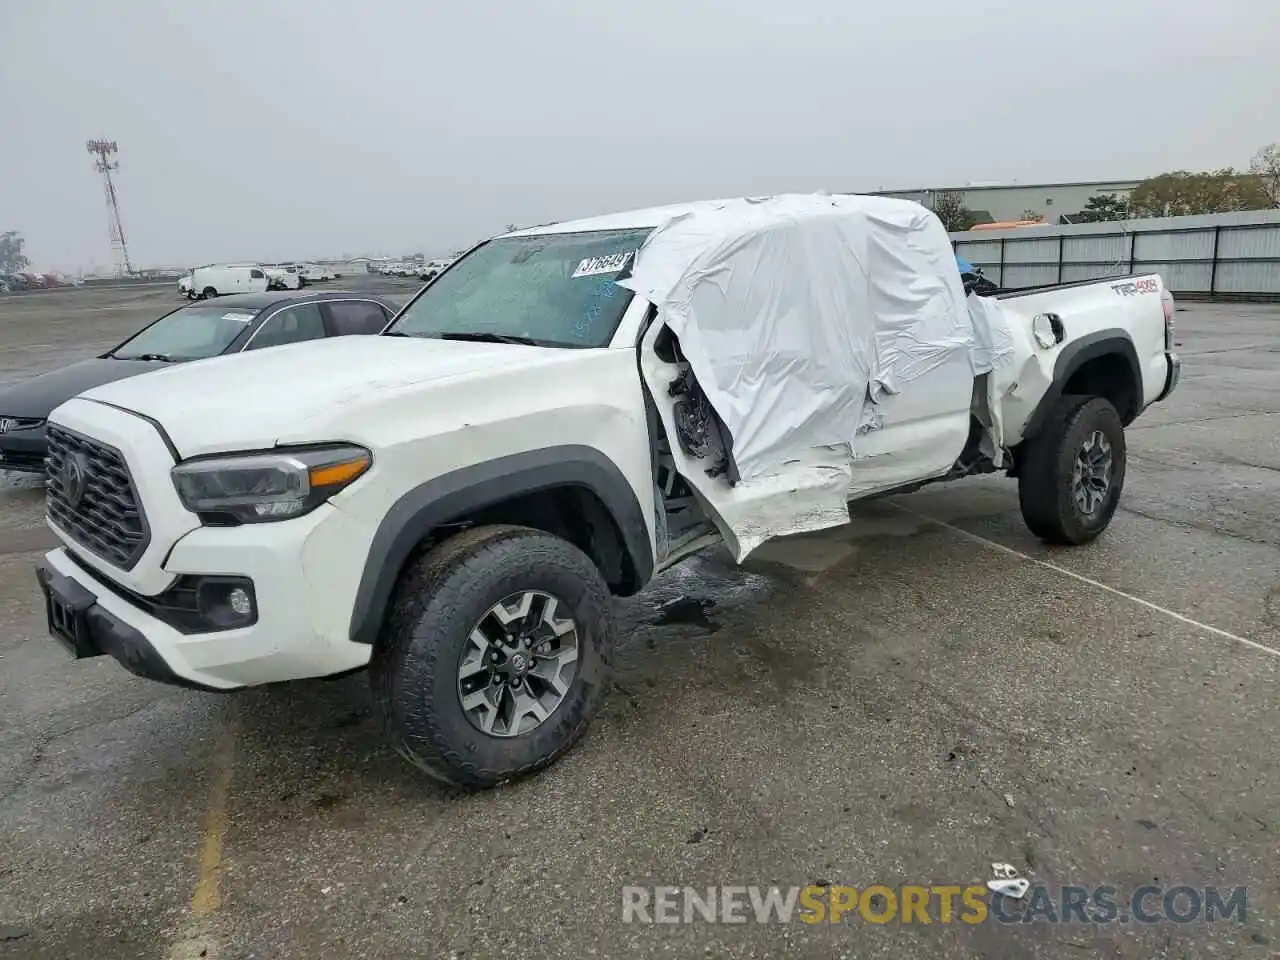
[62,452,90,510]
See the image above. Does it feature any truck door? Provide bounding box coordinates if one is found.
[639,317,855,562]
[638,313,974,562]
[839,348,974,501]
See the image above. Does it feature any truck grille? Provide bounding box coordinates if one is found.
[46,425,149,570]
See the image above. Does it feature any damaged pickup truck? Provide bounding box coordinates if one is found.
[36,194,1180,787]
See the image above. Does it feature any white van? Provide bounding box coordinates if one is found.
[190,264,269,299]
[299,263,332,282]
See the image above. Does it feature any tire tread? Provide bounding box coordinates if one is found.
[370,524,613,788]
[1018,395,1125,545]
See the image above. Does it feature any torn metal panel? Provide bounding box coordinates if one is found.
[639,318,853,563]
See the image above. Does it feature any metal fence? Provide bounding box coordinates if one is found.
[950,209,1280,300]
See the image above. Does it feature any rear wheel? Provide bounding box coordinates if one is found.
[1017,395,1126,545]
[201,286,217,299]
[370,524,614,788]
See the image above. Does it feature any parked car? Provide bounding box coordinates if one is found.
[265,265,303,291]
[416,258,455,282]
[32,194,1178,788]
[0,290,396,474]
[298,263,333,283]
[190,264,270,299]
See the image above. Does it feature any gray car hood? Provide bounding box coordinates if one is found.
[0,357,167,419]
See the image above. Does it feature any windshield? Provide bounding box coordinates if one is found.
[387,228,653,348]
[111,304,260,361]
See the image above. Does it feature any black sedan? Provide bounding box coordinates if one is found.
[0,290,398,474]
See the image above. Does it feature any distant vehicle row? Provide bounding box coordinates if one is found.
[378,258,456,281]
[176,261,342,299]
[1,272,77,293]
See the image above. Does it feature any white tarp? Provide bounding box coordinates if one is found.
[620,194,982,481]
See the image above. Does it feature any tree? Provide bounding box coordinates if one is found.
[0,231,30,273]
[1249,143,1280,207]
[1068,193,1131,223]
[1128,168,1272,218]
[1021,208,1045,223]
[931,191,979,232]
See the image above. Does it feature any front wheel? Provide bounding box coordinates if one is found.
[370,524,615,788]
[201,287,217,299]
[1017,395,1126,545]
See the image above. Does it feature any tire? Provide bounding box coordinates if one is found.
[201,287,217,299]
[1017,395,1126,545]
[370,524,615,788]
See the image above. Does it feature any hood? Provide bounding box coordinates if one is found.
[0,357,167,419]
[74,335,573,456]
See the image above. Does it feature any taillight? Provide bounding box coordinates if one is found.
[1161,289,1175,351]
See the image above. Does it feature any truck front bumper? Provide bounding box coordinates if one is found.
[36,502,377,690]
[35,560,220,691]
[1156,351,1181,403]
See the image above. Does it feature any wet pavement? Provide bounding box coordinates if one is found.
[1,290,1278,959]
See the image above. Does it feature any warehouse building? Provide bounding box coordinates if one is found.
[870,178,1142,225]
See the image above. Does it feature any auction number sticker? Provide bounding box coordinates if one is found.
[222,311,256,322]
[572,251,634,278]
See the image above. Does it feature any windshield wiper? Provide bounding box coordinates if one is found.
[433,331,542,346]
[117,353,180,362]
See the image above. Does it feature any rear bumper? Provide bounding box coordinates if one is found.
[1155,351,1181,403]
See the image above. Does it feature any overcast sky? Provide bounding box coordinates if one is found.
[2,0,1277,272]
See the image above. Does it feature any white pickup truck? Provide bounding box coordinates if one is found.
[35,195,1179,788]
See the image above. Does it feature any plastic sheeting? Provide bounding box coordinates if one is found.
[620,194,981,481]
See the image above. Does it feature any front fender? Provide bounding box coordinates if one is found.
[346,445,653,645]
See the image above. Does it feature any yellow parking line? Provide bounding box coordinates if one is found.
[191,710,239,918]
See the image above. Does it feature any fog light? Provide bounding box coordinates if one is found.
[228,587,252,617]
[195,578,257,630]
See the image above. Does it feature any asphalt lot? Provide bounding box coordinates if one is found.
[1,284,1278,959]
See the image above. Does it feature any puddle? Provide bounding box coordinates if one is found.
[652,596,721,633]
[615,547,777,639]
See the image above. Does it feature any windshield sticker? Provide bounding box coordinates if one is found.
[221,312,256,322]
[572,251,634,278]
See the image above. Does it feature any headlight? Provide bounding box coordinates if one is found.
[171,444,371,523]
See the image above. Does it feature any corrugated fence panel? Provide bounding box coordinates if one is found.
[1133,229,1215,262]
[950,213,1280,296]
[955,240,1002,262]
[1217,226,1280,260]
[1003,265,1059,288]
[1002,238,1059,264]
[1061,263,1126,283]
[1134,262,1213,293]
[1063,234,1128,263]
[1215,262,1280,294]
